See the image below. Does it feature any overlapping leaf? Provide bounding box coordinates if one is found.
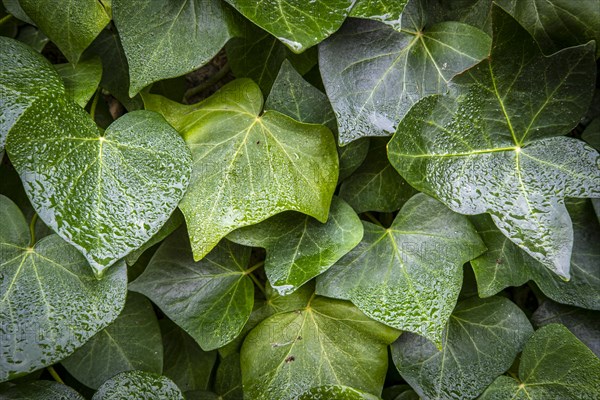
[2,38,192,275]
[299,385,380,400]
[0,381,85,399]
[241,295,399,400]
[143,79,338,260]
[350,0,408,30]
[0,195,128,381]
[319,0,491,145]
[92,371,184,400]
[392,296,533,400]
[388,6,598,278]
[317,193,486,346]
[55,57,102,108]
[130,229,254,351]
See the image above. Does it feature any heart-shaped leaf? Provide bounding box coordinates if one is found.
[62,292,163,389]
[388,6,598,278]
[130,229,254,351]
[319,0,491,145]
[480,324,600,399]
[241,295,399,400]
[392,296,533,400]
[55,57,102,108]
[224,0,354,53]
[0,195,127,381]
[299,385,380,400]
[113,0,237,96]
[317,193,485,345]
[470,198,600,310]
[350,0,408,30]
[228,197,363,295]
[0,381,85,399]
[2,38,192,275]
[92,371,184,400]
[142,79,338,260]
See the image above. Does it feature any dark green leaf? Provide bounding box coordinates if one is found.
[2,0,35,25]
[299,385,381,400]
[214,353,242,400]
[62,292,163,389]
[55,57,102,108]
[0,380,85,399]
[317,193,486,345]
[92,371,184,400]
[16,26,49,52]
[388,6,598,278]
[125,210,183,266]
[350,0,408,30]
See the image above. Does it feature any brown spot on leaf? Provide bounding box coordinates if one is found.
[285,356,295,363]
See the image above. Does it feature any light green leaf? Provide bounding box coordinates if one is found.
[0,195,128,382]
[113,0,237,96]
[142,79,338,261]
[241,295,400,400]
[92,371,184,400]
[350,0,408,30]
[224,0,354,53]
[130,229,254,351]
[392,296,533,400]
[55,57,102,108]
[339,138,416,213]
[480,324,600,399]
[0,381,85,399]
[62,292,163,389]
[299,385,381,400]
[319,0,491,145]
[19,0,110,63]
[317,193,486,345]
[228,197,363,295]
[470,198,600,310]
[2,38,192,275]
[497,0,600,58]
[161,319,217,392]
[388,6,598,278]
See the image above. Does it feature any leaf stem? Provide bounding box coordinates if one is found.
[47,366,64,384]
[245,260,265,275]
[183,63,230,102]
[248,272,266,297]
[0,14,13,27]
[90,90,100,121]
[363,212,383,227]
[28,213,38,247]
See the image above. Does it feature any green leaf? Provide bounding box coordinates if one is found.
[319,0,491,145]
[317,193,486,345]
[428,0,494,34]
[228,197,363,295]
[350,0,408,30]
[92,371,184,400]
[339,138,416,213]
[19,0,110,63]
[142,79,338,261]
[125,209,183,266]
[61,292,163,389]
[130,229,254,351]
[532,301,599,357]
[388,6,598,278]
[470,198,600,310]
[214,353,243,400]
[55,57,102,108]
[224,0,354,53]
[161,319,217,392]
[241,295,400,400]
[392,296,533,400]
[0,381,85,399]
[113,0,237,96]
[497,0,600,58]
[480,324,600,399]
[299,385,381,400]
[2,38,192,275]
[0,195,128,381]
[16,26,49,53]
[3,0,35,25]
[583,118,600,151]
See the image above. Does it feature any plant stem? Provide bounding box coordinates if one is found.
[245,260,265,275]
[184,63,230,102]
[47,366,64,384]
[29,213,38,247]
[0,14,13,27]
[90,90,100,121]
[248,272,266,297]
[363,212,383,227]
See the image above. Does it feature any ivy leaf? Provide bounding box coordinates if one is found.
[113,0,237,96]
[241,295,400,400]
[497,0,600,58]
[388,6,598,278]
[392,296,533,400]
[0,195,128,381]
[130,229,254,351]
[0,381,85,399]
[92,371,184,400]
[349,0,408,30]
[19,0,110,63]
[428,0,493,34]
[228,197,363,295]
[532,301,600,357]
[319,0,491,145]
[299,385,380,400]
[470,198,600,310]
[61,292,163,389]
[161,319,217,392]
[55,57,102,108]
[214,353,243,400]
[125,210,183,266]
[3,0,35,25]
[317,193,486,346]
[2,38,192,275]
[480,324,600,399]
[224,0,354,53]
[16,26,49,52]
[142,79,338,261]
[339,138,416,213]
